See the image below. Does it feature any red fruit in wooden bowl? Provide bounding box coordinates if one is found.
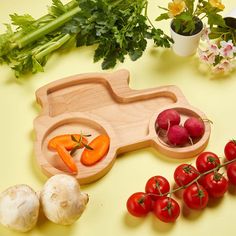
[167,125,189,146]
[184,117,205,139]
[156,109,181,130]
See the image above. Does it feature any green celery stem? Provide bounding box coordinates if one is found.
[35,33,71,60]
[11,0,78,41]
[16,6,81,48]
[11,15,52,42]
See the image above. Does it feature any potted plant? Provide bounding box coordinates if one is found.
[156,0,225,56]
[198,9,236,74]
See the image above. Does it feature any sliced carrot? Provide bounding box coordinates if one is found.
[48,134,88,151]
[81,134,110,166]
[55,144,78,174]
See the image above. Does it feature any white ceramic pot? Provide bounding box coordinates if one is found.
[224,8,236,28]
[225,8,236,18]
[170,20,203,57]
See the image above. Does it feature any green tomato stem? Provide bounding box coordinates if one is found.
[170,158,236,194]
[148,158,236,198]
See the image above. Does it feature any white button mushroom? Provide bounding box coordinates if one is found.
[0,184,40,232]
[40,174,89,225]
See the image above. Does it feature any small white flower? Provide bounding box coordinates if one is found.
[208,43,219,55]
[212,59,233,73]
[198,48,216,65]
[219,40,236,58]
[201,27,211,42]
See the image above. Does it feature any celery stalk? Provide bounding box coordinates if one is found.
[35,33,71,60]
[11,0,78,42]
[15,6,80,48]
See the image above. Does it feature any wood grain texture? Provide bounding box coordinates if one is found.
[34,69,211,184]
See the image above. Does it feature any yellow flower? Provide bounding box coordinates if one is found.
[168,0,186,17]
[209,0,225,10]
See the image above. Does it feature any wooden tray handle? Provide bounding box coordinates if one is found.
[105,70,189,104]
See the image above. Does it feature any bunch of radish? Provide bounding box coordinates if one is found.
[155,109,205,146]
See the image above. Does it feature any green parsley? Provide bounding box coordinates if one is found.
[0,0,173,78]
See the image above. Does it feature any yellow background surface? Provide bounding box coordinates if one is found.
[0,0,236,235]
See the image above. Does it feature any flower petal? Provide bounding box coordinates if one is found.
[209,0,225,10]
[168,0,186,17]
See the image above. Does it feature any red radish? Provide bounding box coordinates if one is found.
[184,117,205,139]
[167,125,189,146]
[156,109,181,130]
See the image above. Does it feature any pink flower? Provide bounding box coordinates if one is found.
[208,43,219,55]
[212,59,233,73]
[219,40,236,58]
[198,48,216,65]
[201,27,211,42]
[198,37,236,74]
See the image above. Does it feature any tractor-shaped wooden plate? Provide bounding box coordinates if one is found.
[34,69,211,184]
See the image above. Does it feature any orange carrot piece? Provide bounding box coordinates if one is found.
[81,134,110,166]
[55,144,78,174]
[48,134,88,151]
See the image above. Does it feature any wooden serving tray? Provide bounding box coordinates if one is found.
[34,69,211,184]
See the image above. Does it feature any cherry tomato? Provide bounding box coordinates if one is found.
[202,172,228,198]
[224,140,236,161]
[153,196,180,223]
[196,152,220,173]
[174,164,199,187]
[145,176,170,200]
[183,183,209,210]
[126,192,152,217]
[227,163,236,185]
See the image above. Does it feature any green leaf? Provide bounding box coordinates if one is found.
[94,41,109,62]
[49,0,67,17]
[83,143,94,150]
[78,134,83,143]
[32,57,44,73]
[176,12,192,22]
[70,145,79,156]
[184,0,194,15]
[207,13,226,28]
[158,6,169,11]
[129,49,143,61]
[172,19,181,33]
[156,13,169,21]
[183,21,195,34]
[102,55,117,69]
[151,28,173,47]
[11,54,33,78]
[172,12,196,34]
[83,134,92,137]
[0,24,13,57]
[10,13,36,31]
[52,0,67,11]
[71,135,78,142]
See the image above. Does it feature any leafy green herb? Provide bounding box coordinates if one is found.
[10,14,36,32]
[0,0,173,78]
[70,134,93,156]
[83,143,94,151]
